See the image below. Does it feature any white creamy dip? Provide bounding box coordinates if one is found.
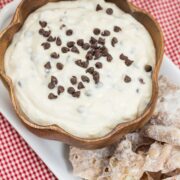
[5,0,155,138]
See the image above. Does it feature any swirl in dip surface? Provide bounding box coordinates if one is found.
[5,0,155,138]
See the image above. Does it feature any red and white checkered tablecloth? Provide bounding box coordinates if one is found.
[0,0,179,179]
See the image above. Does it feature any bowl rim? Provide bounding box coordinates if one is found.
[0,0,164,149]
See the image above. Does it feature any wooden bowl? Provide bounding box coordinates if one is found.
[0,0,164,149]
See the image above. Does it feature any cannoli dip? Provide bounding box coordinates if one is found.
[5,0,155,138]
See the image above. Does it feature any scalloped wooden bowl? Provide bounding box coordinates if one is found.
[0,0,164,149]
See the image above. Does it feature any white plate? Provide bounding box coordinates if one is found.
[0,1,180,179]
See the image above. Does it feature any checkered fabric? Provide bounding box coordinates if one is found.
[0,0,179,179]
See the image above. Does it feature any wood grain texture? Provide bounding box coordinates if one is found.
[0,0,164,149]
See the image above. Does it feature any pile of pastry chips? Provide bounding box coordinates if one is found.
[69,76,180,180]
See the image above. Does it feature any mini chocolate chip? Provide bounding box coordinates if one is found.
[96,4,103,11]
[57,85,65,95]
[72,91,81,98]
[82,43,90,50]
[56,62,64,70]
[39,21,47,28]
[56,37,62,46]
[98,37,105,45]
[86,52,93,60]
[41,42,50,50]
[139,78,145,84]
[43,30,51,37]
[101,30,110,36]
[114,26,121,32]
[71,46,79,54]
[70,76,77,85]
[120,53,128,60]
[93,71,100,84]
[94,49,102,60]
[39,29,44,35]
[101,46,108,57]
[107,54,113,62]
[61,47,70,53]
[48,82,55,89]
[89,37,97,44]
[66,29,73,36]
[145,65,152,72]
[51,76,58,85]
[95,62,103,69]
[91,43,98,49]
[93,28,101,35]
[67,41,75,48]
[86,67,94,74]
[77,39,84,46]
[51,52,59,59]
[60,24,66,29]
[106,8,113,15]
[78,82,85,89]
[44,62,51,69]
[48,93,57,99]
[125,59,134,66]
[47,36,56,42]
[81,75,90,83]
[124,75,131,83]
[75,60,89,68]
[111,37,118,47]
[68,87,75,94]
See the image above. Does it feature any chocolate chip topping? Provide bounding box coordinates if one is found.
[51,52,59,59]
[114,26,121,32]
[125,59,134,66]
[78,82,85,90]
[98,37,105,45]
[90,37,98,44]
[96,4,103,11]
[93,28,101,35]
[145,65,152,72]
[61,47,70,53]
[66,29,73,36]
[44,62,51,69]
[95,62,103,69]
[57,85,65,95]
[48,93,57,99]
[101,30,110,36]
[107,54,113,62]
[72,91,81,98]
[106,8,113,15]
[56,62,64,70]
[86,67,95,74]
[86,52,93,60]
[111,37,118,47]
[71,46,80,54]
[68,87,75,94]
[39,29,44,35]
[48,82,55,89]
[93,71,100,84]
[124,75,131,83]
[70,76,77,85]
[56,37,62,46]
[81,75,90,83]
[51,76,58,85]
[120,53,128,60]
[67,41,75,48]
[41,42,50,50]
[75,60,89,68]
[39,21,47,28]
[77,39,84,47]
[82,43,90,50]
[43,30,51,38]
[94,49,102,60]
[47,36,56,42]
